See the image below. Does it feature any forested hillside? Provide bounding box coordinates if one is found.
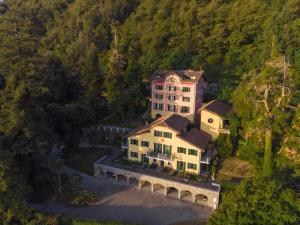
[0,0,299,224]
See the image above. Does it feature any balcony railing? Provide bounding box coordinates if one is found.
[146,151,172,162]
[121,142,128,150]
[219,125,230,134]
[200,150,214,164]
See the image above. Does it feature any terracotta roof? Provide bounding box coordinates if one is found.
[200,100,233,117]
[127,113,190,137]
[127,114,211,151]
[179,128,212,151]
[151,69,205,83]
[158,113,190,132]
[126,125,149,137]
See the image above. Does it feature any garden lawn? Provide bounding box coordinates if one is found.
[215,157,252,184]
[64,147,111,175]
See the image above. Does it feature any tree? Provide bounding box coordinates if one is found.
[0,142,27,224]
[232,53,299,168]
[215,133,233,159]
[209,177,300,225]
[263,129,273,177]
[104,22,128,121]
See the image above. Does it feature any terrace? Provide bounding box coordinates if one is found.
[96,153,219,192]
[94,155,220,209]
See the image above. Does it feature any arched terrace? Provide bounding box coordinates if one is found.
[180,190,193,202]
[166,187,179,199]
[152,183,165,194]
[117,174,128,184]
[95,167,105,177]
[139,180,152,191]
[106,171,115,181]
[128,177,139,186]
[195,193,208,205]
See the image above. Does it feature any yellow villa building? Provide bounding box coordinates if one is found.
[126,114,214,174]
[199,100,233,140]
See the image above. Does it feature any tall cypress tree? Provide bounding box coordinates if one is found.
[263,129,273,177]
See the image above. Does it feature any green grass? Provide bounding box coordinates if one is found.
[64,147,111,175]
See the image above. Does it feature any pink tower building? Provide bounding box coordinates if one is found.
[151,69,206,123]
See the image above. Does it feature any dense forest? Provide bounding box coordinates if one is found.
[0,0,299,224]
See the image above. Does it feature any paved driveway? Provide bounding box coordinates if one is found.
[35,152,214,225]
[32,167,213,225]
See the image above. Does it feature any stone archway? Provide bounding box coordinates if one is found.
[195,194,208,205]
[180,190,193,202]
[166,187,179,199]
[95,167,105,177]
[117,174,127,183]
[153,183,165,194]
[128,177,139,186]
[106,171,115,181]
[140,180,152,191]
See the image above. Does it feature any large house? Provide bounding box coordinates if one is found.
[199,100,233,140]
[127,114,213,174]
[151,69,206,123]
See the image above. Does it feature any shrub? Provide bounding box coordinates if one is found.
[210,158,218,178]
[70,190,97,207]
[215,134,233,159]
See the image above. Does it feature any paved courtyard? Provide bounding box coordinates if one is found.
[32,166,214,225]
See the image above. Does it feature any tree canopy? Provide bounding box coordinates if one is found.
[0,0,299,224]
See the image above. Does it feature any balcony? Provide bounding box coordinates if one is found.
[218,124,230,134]
[121,142,128,150]
[200,150,214,164]
[146,151,172,162]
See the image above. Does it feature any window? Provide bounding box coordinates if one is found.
[224,119,230,126]
[188,149,198,156]
[163,145,172,155]
[168,95,176,101]
[163,132,172,139]
[155,94,163,99]
[167,104,176,112]
[168,86,177,91]
[181,106,190,113]
[130,152,138,158]
[154,130,162,137]
[183,87,190,92]
[187,163,197,170]
[130,139,138,145]
[177,147,186,154]
[177,161,186,171]
[156,85,163,90]
[208,118,214,123]
[154,143,162,153]
[154,103,163,110]
[182,97,190,102]
[141,141,149,147]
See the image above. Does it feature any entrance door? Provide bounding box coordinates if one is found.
[177,160,186,171]
[141,154,146,164]
[160,160,164,167]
